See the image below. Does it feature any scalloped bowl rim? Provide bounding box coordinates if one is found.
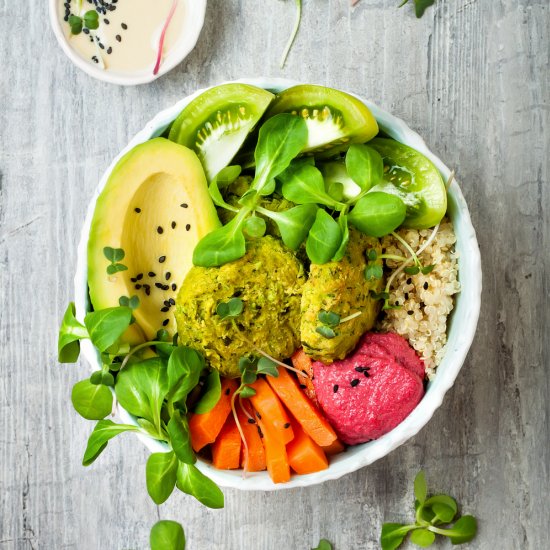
[74,77,482,490]
[48,0,207,86]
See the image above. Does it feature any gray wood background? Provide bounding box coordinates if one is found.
[1,0,548,548]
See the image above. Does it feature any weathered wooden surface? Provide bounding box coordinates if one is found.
[1,0,548,548]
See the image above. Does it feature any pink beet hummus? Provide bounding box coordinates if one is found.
[312,332,425,445]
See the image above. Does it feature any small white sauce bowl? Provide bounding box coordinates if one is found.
[49,0,207,86]
[74,78,482,490]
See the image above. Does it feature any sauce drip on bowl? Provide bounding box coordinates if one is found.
[58,0,186,73]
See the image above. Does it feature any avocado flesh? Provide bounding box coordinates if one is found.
[88,138,220,341]
[300,228,383,363]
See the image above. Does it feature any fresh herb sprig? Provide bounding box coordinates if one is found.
[103,246,128,275]
[380,471,477,549]
[58,300,225,515]
[195,115,406,268]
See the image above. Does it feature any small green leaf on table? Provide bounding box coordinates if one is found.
[150,520,186,550]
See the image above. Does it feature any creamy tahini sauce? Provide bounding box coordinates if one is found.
[59,0,186,73]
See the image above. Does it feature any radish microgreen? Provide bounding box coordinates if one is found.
[380,471,477,550]
[68,10,99,35]
[103,246,128,275]
[216,297,244,319]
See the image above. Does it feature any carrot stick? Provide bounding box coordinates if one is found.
[249,377,294,444]
[321,438,345,456]
[211,414,242,470]
[189,378,239,452]
[257,416,291,483]
[286,421,328,475]
[291,349,318,405]
[236,401,266,472]
[267,367,337,447]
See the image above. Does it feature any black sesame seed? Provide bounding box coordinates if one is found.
[364,370,370,377]
[170,221,176,229]
[159,256,166,263]
[98,42,105,50]
[162,319,169,326]
[225,388,230,395]
[256,412,262,419]
[145,288,151,296]
[130,277,137,283]
[185,224,191,231]
[157,226,164,234]
[180,203,188,208]
[169,298,175,306]
[171,284,177,291]
[407,278,412,285]
[333,384,339,393]
[395,300,400,306]
[247,418,256,424]
[423,282,429,290]
[258,427,264,438]
[163,300,171,307]
[83,28,90,34]
[407,310,414,315]
[135,284,141,290]
[134,207,141,213]
[162,284,170,291]
[351,379,360,387]
[354,366,365,373]
[404,293,409,300]
[103,18,109,24]
[107,47,112,55]
[116,34,122,42]
[161,306,169,312]
[155,282,164,289]
[121,22,127,29]
[165,272,171,280]
[148,271,156,277]
[136,273,143,280]
[284,423,291,429]
[299,384,307,389]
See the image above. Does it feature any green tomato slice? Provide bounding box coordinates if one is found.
[264,84,379,154]
[168,84,274,180]
[368,138,447,229]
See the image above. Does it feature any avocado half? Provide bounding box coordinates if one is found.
[88,138,220,341]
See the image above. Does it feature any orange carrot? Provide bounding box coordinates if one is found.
[291,349,318,405]
[321,438,345,456]
[189,378,239,452]
[249,377,294,444]
[236,401,266,472]
[267,367,337,447]
[286,421,328,475]
[211,414,242,470]
[257,416,291,483]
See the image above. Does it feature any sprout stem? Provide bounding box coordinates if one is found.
[254,348,307,378]
[153,0,178,75]
[280,0,302,68]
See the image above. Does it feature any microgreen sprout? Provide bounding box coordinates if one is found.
[103,246,128,275]
[280,0,302,68]
[68,9,99,35]
[216,297,244,320]
[380,471,477,549]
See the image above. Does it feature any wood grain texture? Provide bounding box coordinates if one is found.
[1,0,548,548]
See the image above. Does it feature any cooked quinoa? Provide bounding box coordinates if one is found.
[376,219,460,379]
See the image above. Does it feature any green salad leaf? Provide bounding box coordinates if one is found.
[150,521,186,550]
[71,379,113,420]
[176,462,225,509]
[58,302,88,363]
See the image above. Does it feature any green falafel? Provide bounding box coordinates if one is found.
[175,236,304,378]
[300,228,383,363]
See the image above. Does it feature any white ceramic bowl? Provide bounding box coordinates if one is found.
[49,0,207,86]
[74,78,482,490]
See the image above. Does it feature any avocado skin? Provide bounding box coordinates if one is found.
[175,236,304,378]
[300,228,383,363]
